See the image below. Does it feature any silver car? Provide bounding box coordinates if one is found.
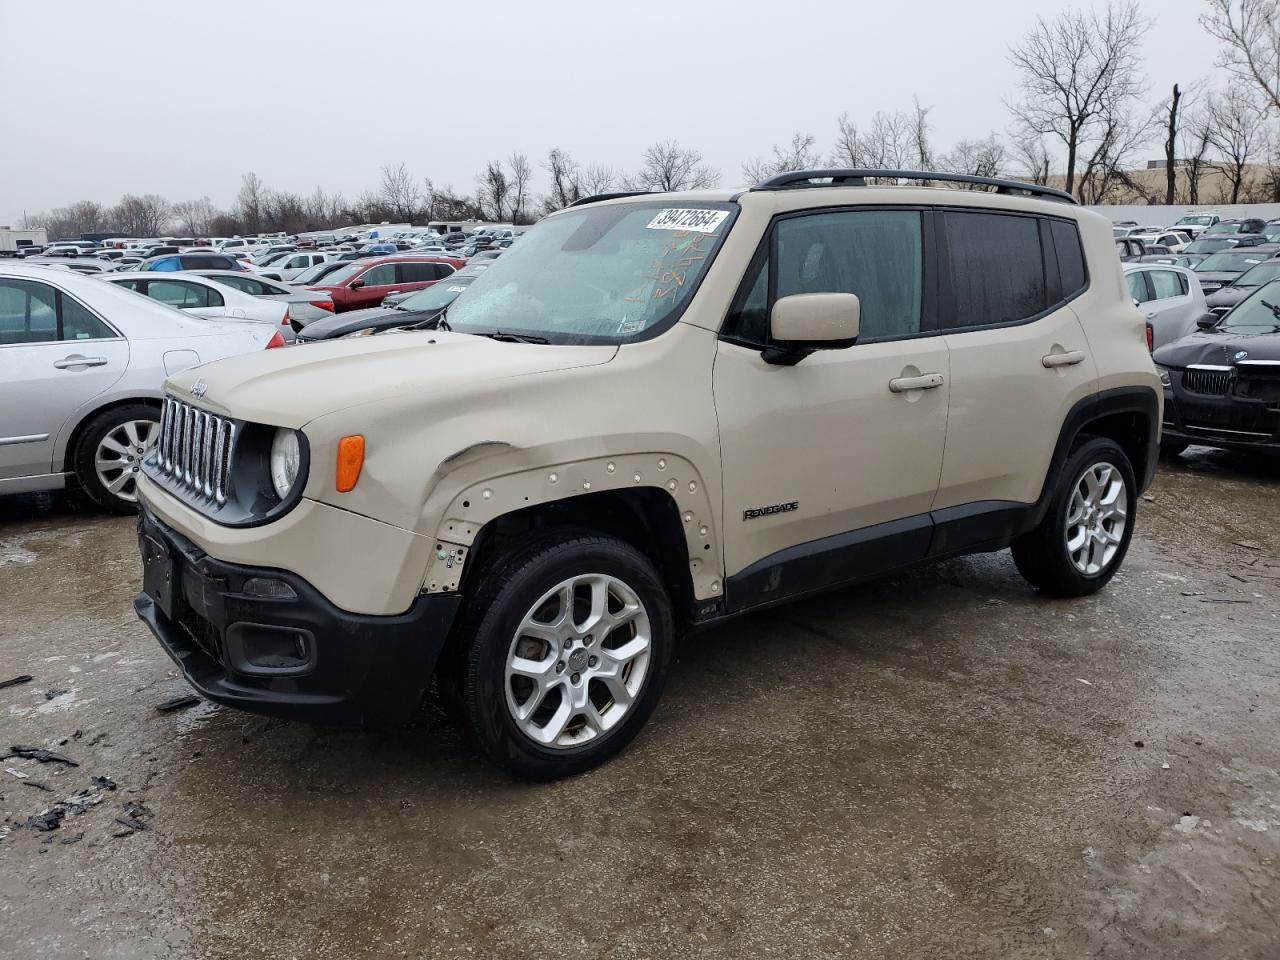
[188,270,336,330]
[0,265,281,512]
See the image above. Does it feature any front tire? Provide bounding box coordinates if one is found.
[448,533,674,780]
[1012,436,1137,597]
[72,404,160,514]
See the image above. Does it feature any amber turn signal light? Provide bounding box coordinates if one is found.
[336,435,365,492]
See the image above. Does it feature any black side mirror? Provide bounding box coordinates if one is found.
[1196,313,1219,331]
[349,279,365,290]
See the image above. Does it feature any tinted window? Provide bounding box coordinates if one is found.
[360,264,396,286]
[724,257,769,343]
[181,255,233,270]
[774,210,923,340]
[211,275,275,296]
[397,262,441,283]
[1050,220,1086,296]
[61,294,115,340]
[146,280,221,309]
[0,278,58,344]
[1149,270,1184,300]
[1126,272,1152,304]
[943,211,1047,328]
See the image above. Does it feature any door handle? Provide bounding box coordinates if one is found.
[1041,350,1085,368]
[53,356,108,369]
[888,373,945,393]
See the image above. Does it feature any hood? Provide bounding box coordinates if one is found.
[1205,285,1255,308]
[1153,329,1280,368]
[298,305,440,341]
[164,330,618,427]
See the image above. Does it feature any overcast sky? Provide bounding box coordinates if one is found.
[0,0,1225,225]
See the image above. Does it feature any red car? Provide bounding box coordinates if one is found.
[305,256,465,312]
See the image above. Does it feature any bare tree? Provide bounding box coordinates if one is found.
[379,162,421,222]
[861,111,913,169]
[111,194,171,236]
[1008,1,1149,197]
[1012,133,1053,184]
[939,135,1008,180]
[1163,83,1184,204]
[237,172,266,233]
[582,164,616,195]
[1077,105,1157,203]
[830,113,865,167]
[477,161,510,222]
[1204,87,1267,202]
[632,140,718,191]
[742,133,820,184]
[171,196,216,235]
[910,97,934,171]
[1179,103,1215,203]
[543,147,582,212]
[1202,0,1280,114]
[507,152,532,224]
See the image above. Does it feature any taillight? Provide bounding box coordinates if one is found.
[311,301,335,313]
[1145,322,1154,352]
[282,308,291,326]
[266,331,286,349]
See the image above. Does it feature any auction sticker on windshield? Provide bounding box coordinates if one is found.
[646,208,730,233]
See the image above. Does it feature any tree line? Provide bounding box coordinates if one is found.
[25,0,1280,242]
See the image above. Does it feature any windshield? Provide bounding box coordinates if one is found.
[253,251,289,266]
[1220,281,1280,333]
[311,261,366,287]
[1233,261,1280,287]
[397,276,476,311]
[1177,216,1213,226]
[444,201,737,344]
[1195,252,1265,273]
[1204,222,1238,235]
[294,261,340,284]
[1186,238,1237,254]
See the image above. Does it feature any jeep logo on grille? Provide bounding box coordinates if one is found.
[744,501,799,521]
[190,380,208,398]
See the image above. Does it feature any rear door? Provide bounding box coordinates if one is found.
[933,211,1096,539]
[0,276,128,480]
[1143,267,1198,348]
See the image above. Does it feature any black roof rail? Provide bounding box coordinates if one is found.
[752,169,1077,205]
[568,190,652,208]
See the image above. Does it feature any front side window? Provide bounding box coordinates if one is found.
[1126,272,1152,304]
[359,264,397,286]
[942,211,1047,328]
[446,201,737,344]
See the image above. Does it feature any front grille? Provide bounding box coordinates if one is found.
[155,397,236,505]
[1181,367,1232,396]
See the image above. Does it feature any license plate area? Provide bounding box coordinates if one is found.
[141,533,180,620]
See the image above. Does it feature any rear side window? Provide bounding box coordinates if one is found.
[1126,272,1153,304]
[942,211,1047,328]
[1050,220,1087,297]
[181,255,233,270]
[146,280,223,309]
[61,293,116,340]
[396,262,437,283]
[1149,270,1184,300]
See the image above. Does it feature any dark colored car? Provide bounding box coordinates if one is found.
[1202,218,1268,236]
[297,272,480,342]
[304,255,464,312]
[1184,237,1242,255]
[1191,247,1279,295]
[1204,259,1280,318]
[139,253,245,272]
[1154,280,1280,455]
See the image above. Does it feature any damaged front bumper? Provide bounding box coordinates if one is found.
[133,505,460,726]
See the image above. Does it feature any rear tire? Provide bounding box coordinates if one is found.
[1012,436,1137,598]
[72,404,160,514]
[445,532,674,780]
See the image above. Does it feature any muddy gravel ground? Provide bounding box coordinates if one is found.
[1,450,1278,960]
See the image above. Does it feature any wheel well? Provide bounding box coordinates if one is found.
[1076,410,1152,483]
[61,397,161,473]
[461,488,697,631]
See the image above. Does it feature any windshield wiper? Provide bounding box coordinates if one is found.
[480,330,550,344]
[405,305,451,331]
[1260,299,1280,320]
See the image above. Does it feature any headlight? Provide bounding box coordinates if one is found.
[1154,364,1172,387]
[269,428,302,499]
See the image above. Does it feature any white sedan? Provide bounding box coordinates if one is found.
[188,270,336,330]
[102,271,299,342]
[0,265,282,512]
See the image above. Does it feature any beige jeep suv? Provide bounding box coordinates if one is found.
[134,170,1161,778]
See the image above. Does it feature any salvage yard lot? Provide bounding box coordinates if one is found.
[1,451,1278,959]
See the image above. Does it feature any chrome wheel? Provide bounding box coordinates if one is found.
[1065,461,1127,575]
[505,573,652,750]
[95,418,159,504]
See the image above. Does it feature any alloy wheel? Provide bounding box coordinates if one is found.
[1065,461,1128,575]
[94,419,158,504]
